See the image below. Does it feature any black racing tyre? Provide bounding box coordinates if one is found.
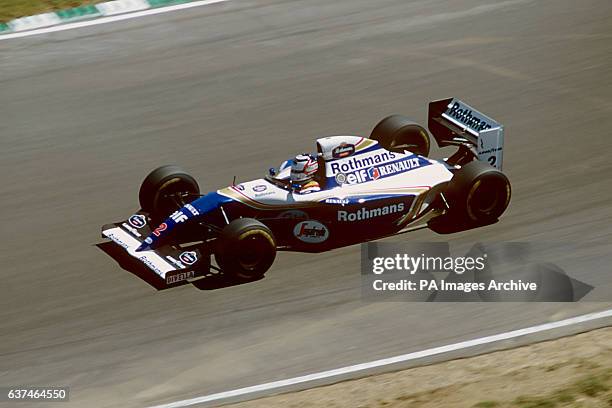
[446,161,511,223]
[370,115,431,156]
[215,218,277,281]
[139,165,200,220]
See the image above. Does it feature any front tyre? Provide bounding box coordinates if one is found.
[215,218,277,281]
[446,161,511,223]
[370,115,431,156]
[139,165,200,221]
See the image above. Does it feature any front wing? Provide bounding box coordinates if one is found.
[101,213,207,285]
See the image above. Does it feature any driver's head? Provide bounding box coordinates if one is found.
[290,154,318,187]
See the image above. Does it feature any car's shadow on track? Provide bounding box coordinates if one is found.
[428,217,499,234]
[96,242,257,291]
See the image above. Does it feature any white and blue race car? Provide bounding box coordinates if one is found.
[102,98,511,284]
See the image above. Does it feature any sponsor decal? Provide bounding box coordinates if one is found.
[235,184,245,191]
[122,222,142,238]
[254,191,275,198]
[293,220,329,243]
[184,203,200,216]
[253,185,267,192]
[105,231,166,275]
[329,151,396,174]
[337,203,405,221]
[166,270,196,285]
[342,158,420,184]
[128,214,147,229]
[279,210,308,219]
[478,146,503,155]
[166,256,186,269]
[332,143,355,159]
[170,210,189,223]
[144,237,153,244]
[479,146,503,154]
[106,231,130,251]
[335,173,347,185]
[446,102,493,132]
[179,251,198,265]
[138,255,164,275]
[325,197,349,205]
[344,157,423,185]
[368,167,380,180]
[377,157,422,177]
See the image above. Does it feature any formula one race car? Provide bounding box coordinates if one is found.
[102,98,511,285]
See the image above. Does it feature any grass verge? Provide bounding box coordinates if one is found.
[0,0,104,23]
[226,327,612,408]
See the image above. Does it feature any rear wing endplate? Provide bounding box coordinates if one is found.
[428,98,504,170]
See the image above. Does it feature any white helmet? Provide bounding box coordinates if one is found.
[290,154,318,185]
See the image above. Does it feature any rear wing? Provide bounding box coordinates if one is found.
[428,98,504,170]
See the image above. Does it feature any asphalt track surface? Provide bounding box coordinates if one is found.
[1,0,611,407]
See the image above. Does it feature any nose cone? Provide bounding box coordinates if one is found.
[137,223,169,252]
[136,236,154,252]
[136,191,234,252]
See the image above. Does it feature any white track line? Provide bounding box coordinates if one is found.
[148,309,612,408]
[0,0,230,41]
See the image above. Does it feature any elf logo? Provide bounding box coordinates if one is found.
[368,167,380,180]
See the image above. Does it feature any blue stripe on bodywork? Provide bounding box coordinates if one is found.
[191,191,234,214]
[137,191,234,251]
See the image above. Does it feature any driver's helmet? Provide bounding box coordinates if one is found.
[290,154,318,187]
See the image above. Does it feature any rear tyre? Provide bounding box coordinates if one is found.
[139,165,200,221]
[215,218,277,281]
[370,115,431,156]
[446,161,511,223]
